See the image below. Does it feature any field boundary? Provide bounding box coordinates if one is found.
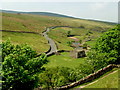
[0,25,108,57]
[0,30,40,34]
[58,64,120,90]
[1,29,70,57]
[79,70,118,88]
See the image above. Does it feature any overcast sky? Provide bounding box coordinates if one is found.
[1,0,119,23]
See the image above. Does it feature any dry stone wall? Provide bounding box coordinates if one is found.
[58,64,120,90]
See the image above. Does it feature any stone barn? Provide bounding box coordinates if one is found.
[70,48,86,58]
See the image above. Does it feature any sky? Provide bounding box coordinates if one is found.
[1,0,119,23]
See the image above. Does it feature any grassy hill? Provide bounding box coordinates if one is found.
[2,12,116,53]
[48,27,104,50]
[2,31,49,53]
[1,10,119,89]
[1,10,75,18]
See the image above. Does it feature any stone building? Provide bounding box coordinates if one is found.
[70,48,86,58]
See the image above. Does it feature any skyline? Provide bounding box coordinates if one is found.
[1,2,118,23]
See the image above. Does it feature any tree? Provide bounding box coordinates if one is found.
[67,41,72,46]
[83,43,87,49]
[67,31,71,37]
[39,67,79,89]
[39,67,60,90]
[87,25,120,71]
[1,41,47,90]
[79,40,82,44]
[95,25,120,64]
[87,50,108,72]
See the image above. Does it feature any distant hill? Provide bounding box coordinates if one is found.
[1,10,75,18]
[1,9,117,25]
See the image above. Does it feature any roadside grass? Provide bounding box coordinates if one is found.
[48,27,74,51]
[74,68,119,89]
[44,52,86,68]
[2,31,49,53]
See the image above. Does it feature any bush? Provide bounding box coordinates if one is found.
[95,25,120,63]
[87,25,120,71]
[39,67,82,89]
[1,41,47,90]
[39,65,95,89]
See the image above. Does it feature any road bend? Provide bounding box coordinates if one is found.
[42,28,57,56]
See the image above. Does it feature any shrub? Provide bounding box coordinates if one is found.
[1,41,47,90]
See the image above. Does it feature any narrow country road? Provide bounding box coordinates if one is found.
[1,28,58,56]
[1,26,71,56]
[42,28,57,56]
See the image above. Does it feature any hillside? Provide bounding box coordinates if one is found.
[1,10,119,89]
[1,10,75,18]
[1,10,117,25]
[1,11,116,53]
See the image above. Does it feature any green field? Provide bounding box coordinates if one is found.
[73,68,119,89]
[2,11,119,89]
[45,52,86,68]
[2,31,49,53]
[84,70,119,88]
[48,27,103,50]
[2,12,113,34]
[2,12,115,52]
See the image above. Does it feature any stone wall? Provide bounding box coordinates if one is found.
[58,64,120,90]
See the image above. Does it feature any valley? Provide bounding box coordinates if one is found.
[1,11,119,90]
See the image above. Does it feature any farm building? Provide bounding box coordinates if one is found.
[70,48,86,58]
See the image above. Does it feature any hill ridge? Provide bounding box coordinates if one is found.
[1,9,117,24]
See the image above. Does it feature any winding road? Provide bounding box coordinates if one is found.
[1,28,58,56]
[1,26,73,56]
[42,28,57,56]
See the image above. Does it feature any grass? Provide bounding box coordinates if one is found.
[2,13,65,33]
[2,31,49,53]
[73,68,119,89]
[44,52,86,68]
[48,27,103,50]
[48,27,74,50]
[2,12,115,52]
[84,69,119,88]
[2,12,119,89]
[2,12,114,34]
